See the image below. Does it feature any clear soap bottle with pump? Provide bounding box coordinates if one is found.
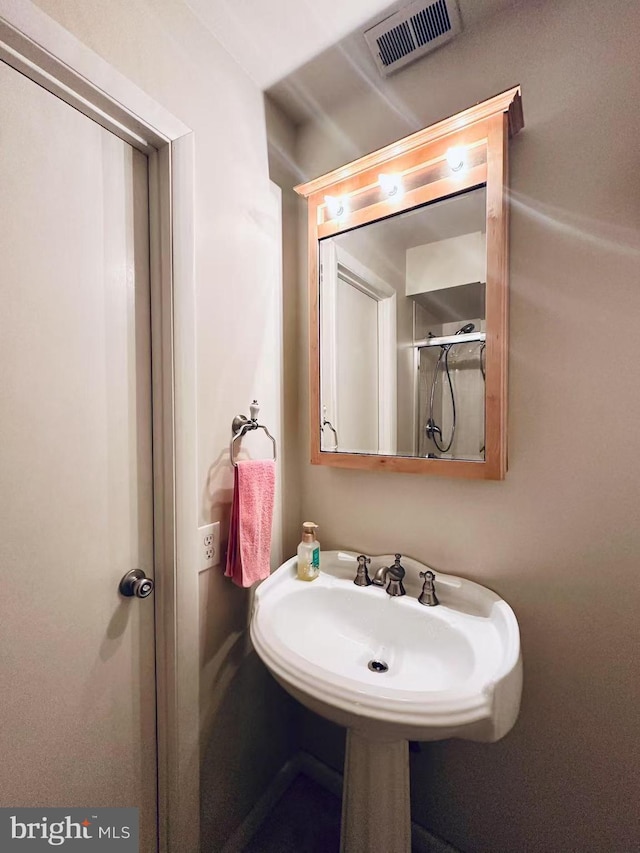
[297,522,320,581]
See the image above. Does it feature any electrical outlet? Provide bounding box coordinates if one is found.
[198,522,220,572]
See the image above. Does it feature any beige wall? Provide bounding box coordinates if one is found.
[29,1,297,849]
[286,0,640,850]
[406,232,486,295]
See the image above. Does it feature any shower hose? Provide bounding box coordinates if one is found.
[426,344,456,453]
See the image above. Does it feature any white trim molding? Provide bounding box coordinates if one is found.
[0,4,198,851]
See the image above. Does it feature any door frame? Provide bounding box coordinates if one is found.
[0,4,199,851]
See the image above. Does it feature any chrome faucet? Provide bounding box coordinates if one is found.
[372,554,406,597]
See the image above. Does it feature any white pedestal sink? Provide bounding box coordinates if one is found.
[250,551,522,852]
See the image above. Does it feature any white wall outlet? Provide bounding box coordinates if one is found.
[198,522,220,572]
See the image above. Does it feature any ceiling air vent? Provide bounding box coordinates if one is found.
[364,0,462,76]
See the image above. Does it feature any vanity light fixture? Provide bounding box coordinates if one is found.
[324,194,349,220]
[378,172,403,198]
[446,146,466,172]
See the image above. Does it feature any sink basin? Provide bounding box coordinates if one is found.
[251,550,522,742]
[250,551,522,853]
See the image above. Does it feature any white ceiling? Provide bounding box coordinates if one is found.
[184,0,399,89]
[184,0,516,126]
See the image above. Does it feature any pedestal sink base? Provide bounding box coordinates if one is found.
[341,730,410,853]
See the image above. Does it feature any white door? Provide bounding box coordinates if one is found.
[336,276,379,453]
[0,60,157,848]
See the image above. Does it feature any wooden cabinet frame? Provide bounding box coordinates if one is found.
[295,86,523,480]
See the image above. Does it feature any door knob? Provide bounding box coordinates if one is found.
[119,569,154,599]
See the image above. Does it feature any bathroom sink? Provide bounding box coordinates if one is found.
[250,550,522,742]
[250,551,522,853]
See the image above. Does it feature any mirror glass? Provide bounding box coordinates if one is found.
[319,186,487,460]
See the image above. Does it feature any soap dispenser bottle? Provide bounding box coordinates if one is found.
[297,522,320,581]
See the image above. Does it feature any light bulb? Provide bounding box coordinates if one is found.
[446,146,466,172]
[325,195,348,219]
[378,173,403,198]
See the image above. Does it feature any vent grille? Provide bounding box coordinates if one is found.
[377,20,415,67]
[411,1,452,46]
[365,0,462,76]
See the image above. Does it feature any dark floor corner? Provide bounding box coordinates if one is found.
[242,773,342,853]
[240,771,431,853]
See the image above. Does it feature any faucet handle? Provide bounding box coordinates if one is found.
[418,570,439,607]
[353,555,372,587]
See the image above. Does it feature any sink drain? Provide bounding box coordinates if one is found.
[368,659,389,673]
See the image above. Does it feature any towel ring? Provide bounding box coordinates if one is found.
[230,400,277,467]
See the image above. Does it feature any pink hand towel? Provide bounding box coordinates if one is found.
[225,459,276,588]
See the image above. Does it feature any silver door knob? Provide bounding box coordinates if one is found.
[119,569,154,599]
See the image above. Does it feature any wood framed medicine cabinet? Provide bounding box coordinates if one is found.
[295,86,523,480]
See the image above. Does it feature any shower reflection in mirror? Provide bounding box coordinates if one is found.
[417,324,486,461]
[319,185,488,461]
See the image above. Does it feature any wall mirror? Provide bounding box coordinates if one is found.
[296,87,523,479]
